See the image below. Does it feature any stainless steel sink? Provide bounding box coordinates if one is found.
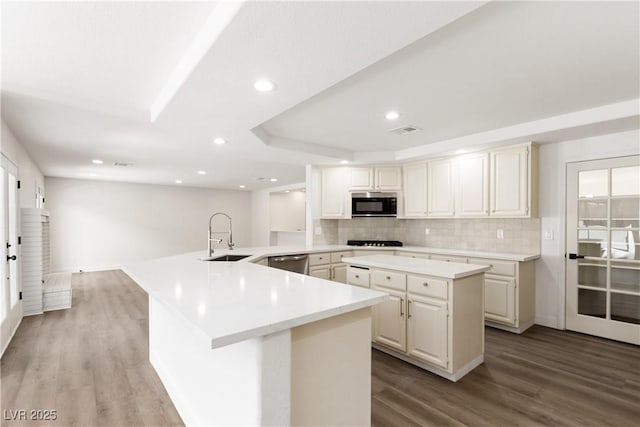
[201,254,251,262]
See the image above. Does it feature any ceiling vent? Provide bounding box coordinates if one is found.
[388,125,422,135]
[113,162,134,167]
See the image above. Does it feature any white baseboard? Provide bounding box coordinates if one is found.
[485,318,535,334]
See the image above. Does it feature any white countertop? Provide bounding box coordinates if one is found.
[123,243,537,350]
[239,244,539,262]
[342,254,490,279]
[123,249,388,349]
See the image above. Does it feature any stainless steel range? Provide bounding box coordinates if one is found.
[346,240,403,247]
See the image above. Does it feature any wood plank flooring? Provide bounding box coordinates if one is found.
[2,270,639,426]
[1,270,183,427]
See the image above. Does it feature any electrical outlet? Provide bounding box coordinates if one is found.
[424,228,430,236]
[497,229,504,239]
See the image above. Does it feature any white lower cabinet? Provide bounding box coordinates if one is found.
[483,275,516,325]
[309,265,331,280]
[331,264,347,283]
[347,264,483,381]
[308,251,353,283]
[371,286,406,352]
[346,267,370,288]
[468,257,535,333]
[407,295,448,369]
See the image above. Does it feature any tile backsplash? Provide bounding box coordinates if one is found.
[313,217,540,254]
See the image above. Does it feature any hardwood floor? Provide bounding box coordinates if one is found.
[2,270,639,426]
[1,270,183,427]
[372,326,640,427]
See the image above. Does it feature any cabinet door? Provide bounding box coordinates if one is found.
[350,168,374,191]
[490,145,529,217]
[375,167,402,191]
[484,275,516,325]
[309,265,331,280]
[372,286,406,352]
[427,159,455,217]
[331,264,347,284]
[321,168,349,218]
[407,295,448,369]
[456,153,489,217]
[403,163,427,217]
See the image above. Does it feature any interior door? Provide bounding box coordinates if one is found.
[1,154,22,355]
[566,155,640,345]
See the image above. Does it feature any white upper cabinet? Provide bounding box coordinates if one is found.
[427,159,455,217]
[350,167,402,191]
[375,167,403,191]
[489,144,533,217]
[349,168,375,191]
[456,153,489,217]
[403,163,427,217]
[321,167,350,218]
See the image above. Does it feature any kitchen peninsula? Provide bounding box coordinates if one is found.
[124,249,387,426]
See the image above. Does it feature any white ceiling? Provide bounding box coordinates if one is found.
[1,1,638,190]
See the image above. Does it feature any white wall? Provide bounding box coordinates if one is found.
[1,119,45,209]
[46,177,252,272]
[536,129,640,329]
[251,182,305,247]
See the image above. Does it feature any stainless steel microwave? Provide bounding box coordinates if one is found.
[351,193,397,217]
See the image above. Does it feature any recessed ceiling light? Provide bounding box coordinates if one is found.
[197,170,206,175]
[175,180,183,184]
[284,190,290,193]
[239,184,246,189]
[270,178,278,182]
[213,137,227,145]
[92,159,104,164]
[455,149,468,154]
[88,173,97,177]
[340,160,349,164]
[385,111,400,120]
[254,79,276,92]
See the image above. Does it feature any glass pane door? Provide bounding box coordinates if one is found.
[566,157,640,344]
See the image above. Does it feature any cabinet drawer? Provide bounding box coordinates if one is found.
[468,258,516,276]
[309,252,330,266]
[407,275,448,300]
[396,251,429,259]
[331,251,353,263]
[309,265,331,280]
[371,269,406,291]
[347,267,370,288]
[429,254,467,263]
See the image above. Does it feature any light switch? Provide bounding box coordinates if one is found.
[544,230,554,240]
[497,229,504,239]
[424,228,430,235]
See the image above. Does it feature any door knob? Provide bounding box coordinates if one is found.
[7,255,17,261]
[568,253,585,260]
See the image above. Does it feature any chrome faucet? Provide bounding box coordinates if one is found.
[208,212,234,256]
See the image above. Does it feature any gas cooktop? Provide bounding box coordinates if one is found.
[347,240,403,247]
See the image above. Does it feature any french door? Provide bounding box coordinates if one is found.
[566,155,640,345]
[1,154,21,355]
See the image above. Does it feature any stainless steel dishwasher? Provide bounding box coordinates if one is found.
[268,254,309,274]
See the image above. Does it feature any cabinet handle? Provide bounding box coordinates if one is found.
[355,274,360,279]
[408,300,412,319]
[400,298,404,316]
[386,276,391,280]
[423,282,429,287]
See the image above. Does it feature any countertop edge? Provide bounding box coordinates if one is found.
[342,256,490,279]
[208,294,389,349]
